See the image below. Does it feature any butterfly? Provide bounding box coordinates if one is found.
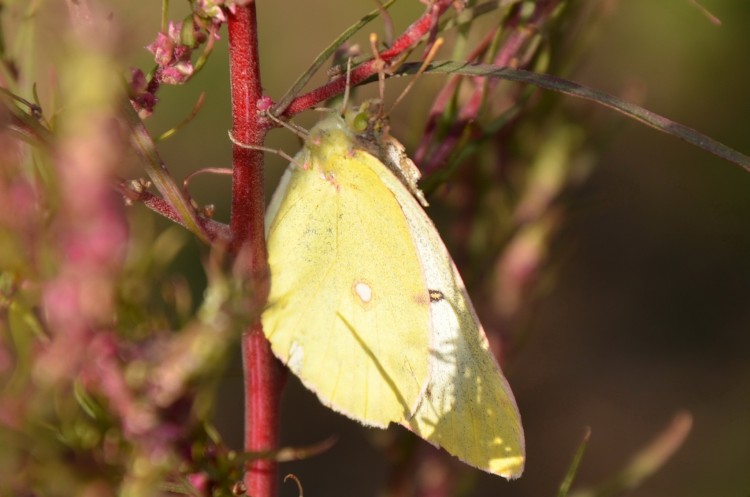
[262,99,525,479]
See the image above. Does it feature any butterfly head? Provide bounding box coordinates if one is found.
[343,99,390,144]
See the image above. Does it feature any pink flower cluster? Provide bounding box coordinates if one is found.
[131,1,251,117]
[147,20,202,85]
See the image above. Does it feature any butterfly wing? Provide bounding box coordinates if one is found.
[262,118,432,427]
[363,134,526,479]
[264,107,525,479]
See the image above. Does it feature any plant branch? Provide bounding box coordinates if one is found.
[117,183,231,242]
[282,0,456,117]
[227,3,284,497]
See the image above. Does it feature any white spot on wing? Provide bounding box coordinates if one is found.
[353,281,373,303]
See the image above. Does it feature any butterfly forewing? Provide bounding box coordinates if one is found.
[263,118,432,427]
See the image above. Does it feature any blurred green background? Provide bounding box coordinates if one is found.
[111,1,750,496]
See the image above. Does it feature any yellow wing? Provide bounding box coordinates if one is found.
[345,101,526,478]
[370,160,525,478]
[263,115,431,427]
[264,103,525,479]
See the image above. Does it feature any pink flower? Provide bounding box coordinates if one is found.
[146,31,174,66]
[160,63,194,85]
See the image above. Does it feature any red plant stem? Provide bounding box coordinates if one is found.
[283,0,454,117]
[227,4,285,497]
[242,324,284,496]
[228,6,266,251]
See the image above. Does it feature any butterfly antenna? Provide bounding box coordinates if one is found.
[387,37,443,116]
[374,0,395,47]
[369,32,387,116]
[340,57,353,115]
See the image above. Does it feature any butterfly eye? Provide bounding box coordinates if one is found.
[351,111,369,133]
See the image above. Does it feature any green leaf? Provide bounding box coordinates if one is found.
[558,427,591,497]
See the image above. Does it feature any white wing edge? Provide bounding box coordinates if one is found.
[368,156,526,478]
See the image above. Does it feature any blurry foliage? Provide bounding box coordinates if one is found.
[0,4,257,496]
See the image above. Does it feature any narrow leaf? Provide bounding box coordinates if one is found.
[395,61,750,174]
[121,101,211,243]
[558,427,592,497]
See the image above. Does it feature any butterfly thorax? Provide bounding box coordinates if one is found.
[302,101,428,206]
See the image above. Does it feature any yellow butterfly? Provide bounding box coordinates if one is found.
[262,100,525,479]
